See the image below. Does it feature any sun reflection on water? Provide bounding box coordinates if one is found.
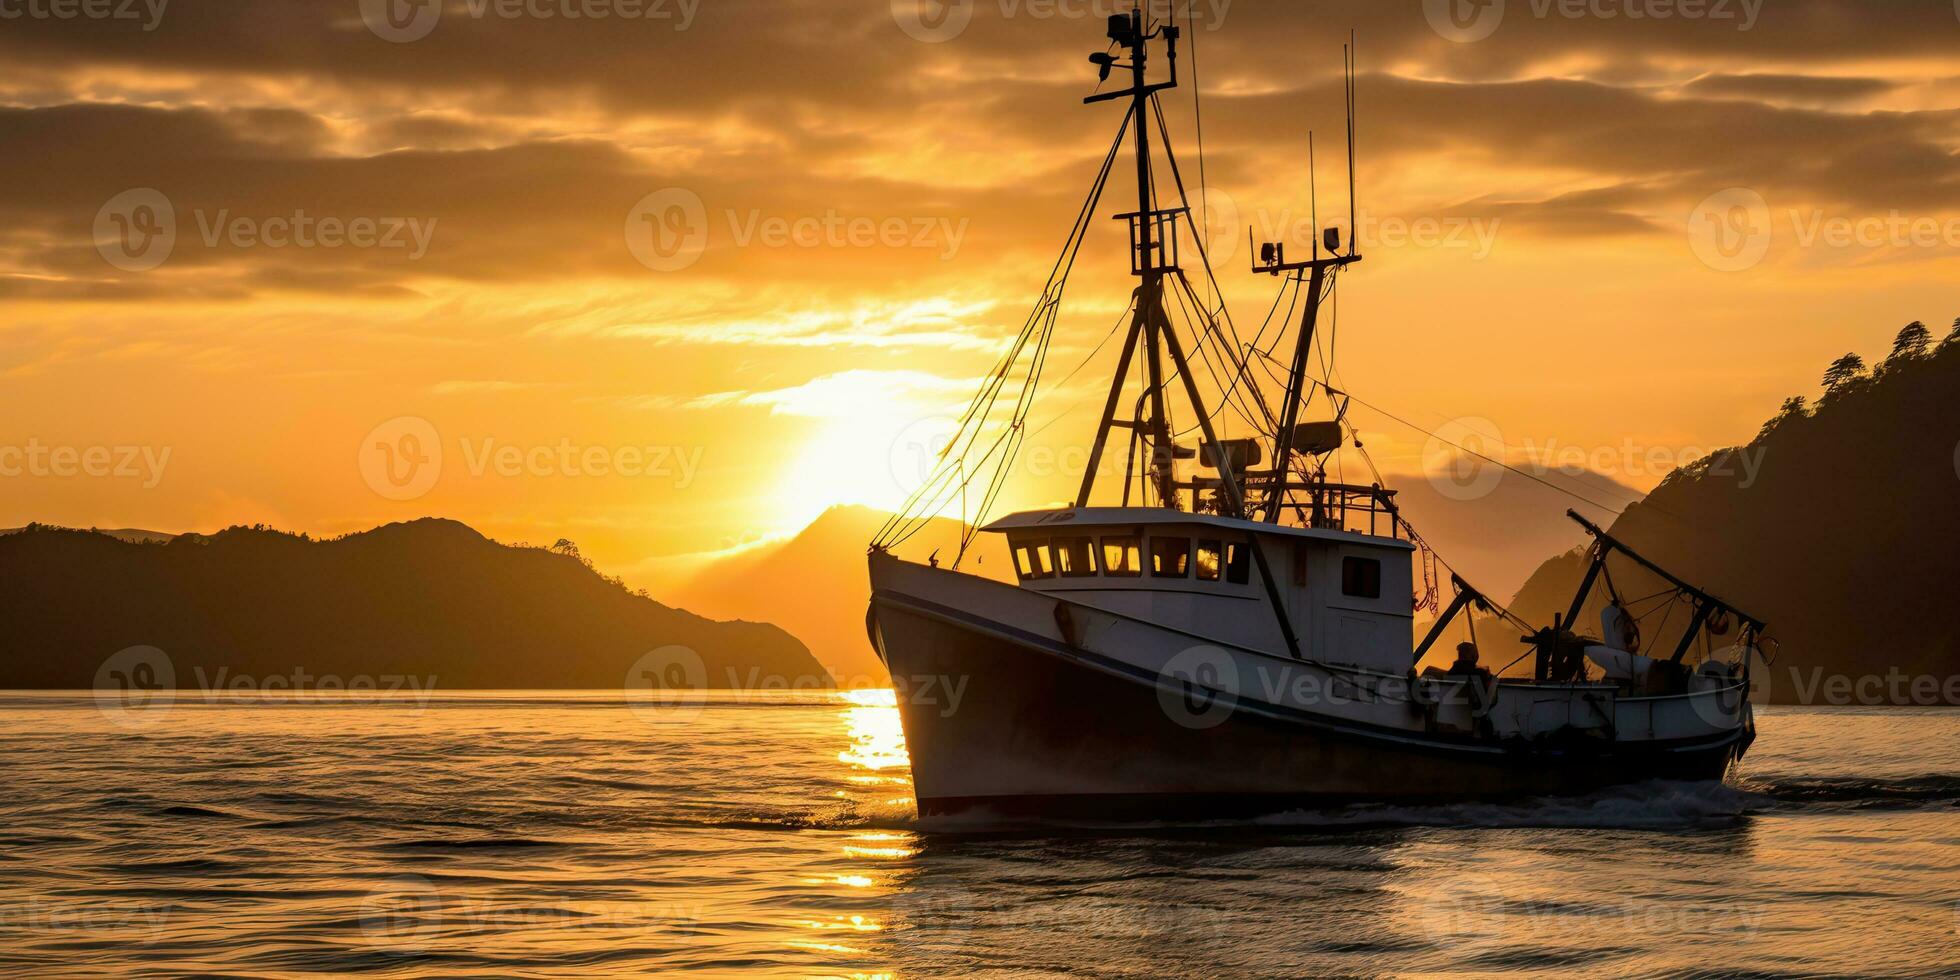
[793,689,921,970]
[837,690,909,773]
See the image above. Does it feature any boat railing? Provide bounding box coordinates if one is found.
[1186,476,1400,538]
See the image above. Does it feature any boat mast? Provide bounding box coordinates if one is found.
[1255,40,1363,524]
[1073,10,1249,519]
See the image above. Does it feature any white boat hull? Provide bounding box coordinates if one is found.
[868,553,1752,819]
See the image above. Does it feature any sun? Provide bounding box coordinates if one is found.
[769,413,961,532]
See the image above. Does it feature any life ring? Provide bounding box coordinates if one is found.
[1707,608,1731,636]
[1717,676,1743,714]
[1621,617,1641,655]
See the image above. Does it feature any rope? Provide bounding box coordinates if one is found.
[872,112,1131,555]
[1332,389,1637,515]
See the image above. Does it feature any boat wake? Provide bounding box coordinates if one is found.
[846,773,1960,835]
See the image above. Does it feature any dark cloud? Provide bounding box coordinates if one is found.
[0,1,1955,301]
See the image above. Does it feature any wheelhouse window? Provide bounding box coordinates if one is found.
[1194,539,1222,581]
[1101,536,1141,577]
[1054,537,1098,578]
[1013,539,1054,581]
[1150,536,1190,578]
[1224,541,1250,585]
[1341,555,1381,598]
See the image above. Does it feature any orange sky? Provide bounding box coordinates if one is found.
[3,0,1957,590]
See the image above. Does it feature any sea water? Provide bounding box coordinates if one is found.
[0,692,1955,977]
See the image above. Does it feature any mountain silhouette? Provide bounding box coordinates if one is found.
[673,505,1012,686]
[0,518,829,690]
[1508,324,1960,702]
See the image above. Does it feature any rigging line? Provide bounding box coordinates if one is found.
[1241,265,1297,361]
[1256,270,1303,360]
[1187,0,1210,313]
[875,115,1130,548]
[1178,270,1279,428]
[1164,273,1263,430]
[1145,271,1267,443]
[1333,390,1633,516]
[1166,283,1266,439]
[902,276,1066,553]
[946,116,1127,434]
[1147,96,1252,358]
[1025,296,1139,441]
[1381,498,1536,634]
[1049,295,1136,391]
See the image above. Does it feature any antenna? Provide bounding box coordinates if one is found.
[1309,131,1318,263]
[1250,37,1362,278]
[1345,31,1358,257]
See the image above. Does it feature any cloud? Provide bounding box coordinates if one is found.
[1678,72,1898,105]
[677,369,979,418]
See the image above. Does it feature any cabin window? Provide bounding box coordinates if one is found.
[1013,539,1054,581]
[1150,537,1190,578]
[1101,536,1141,576]
[1194,540,1222,581]
[1342,556,1381,598]
[1292,541,1309,587]
[1054,537,1098,578]
[1223,541,1250,585]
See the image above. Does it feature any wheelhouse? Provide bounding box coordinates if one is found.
[987,506,1414,670]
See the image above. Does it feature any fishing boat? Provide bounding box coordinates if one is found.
[865,11,1771,819]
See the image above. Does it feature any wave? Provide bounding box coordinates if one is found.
[377,837,572,850]
[1746,773,1960,808]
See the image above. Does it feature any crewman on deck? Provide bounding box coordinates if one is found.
[1447,641,1484,676]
